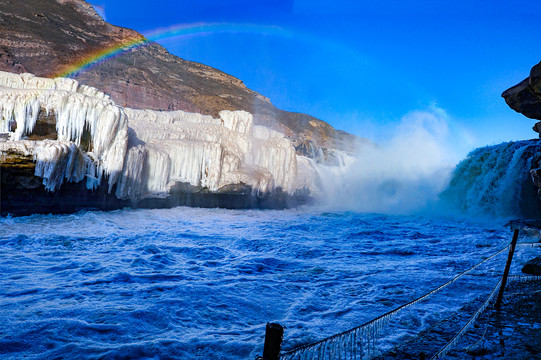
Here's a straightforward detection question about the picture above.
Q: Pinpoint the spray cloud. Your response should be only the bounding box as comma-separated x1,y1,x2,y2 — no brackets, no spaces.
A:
316,106,458,214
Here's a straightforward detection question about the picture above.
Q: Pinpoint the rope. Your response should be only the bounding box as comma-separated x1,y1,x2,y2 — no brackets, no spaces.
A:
459,308,491,360
281,243,510,359
509,275,541,283
429,274,541,359
429,279,502,359
515,242,541,248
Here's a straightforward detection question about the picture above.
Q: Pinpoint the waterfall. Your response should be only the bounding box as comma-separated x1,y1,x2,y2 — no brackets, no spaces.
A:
440,140,541,218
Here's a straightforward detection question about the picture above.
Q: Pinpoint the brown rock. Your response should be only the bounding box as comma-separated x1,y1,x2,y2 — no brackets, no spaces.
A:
531,168,541,196
0,0,358,155
502,61,541,121
522,255,541,276
533,121,541,136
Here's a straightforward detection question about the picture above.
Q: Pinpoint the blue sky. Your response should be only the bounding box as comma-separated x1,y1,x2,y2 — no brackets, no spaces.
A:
92,0,540,157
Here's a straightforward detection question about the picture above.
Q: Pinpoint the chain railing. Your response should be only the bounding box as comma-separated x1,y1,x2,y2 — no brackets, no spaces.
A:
258,228,541,360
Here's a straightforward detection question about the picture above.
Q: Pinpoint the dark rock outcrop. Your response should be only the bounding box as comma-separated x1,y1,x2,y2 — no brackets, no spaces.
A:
492,60,541,218
0,0,356,155
522,256,541,276
502,61,541,134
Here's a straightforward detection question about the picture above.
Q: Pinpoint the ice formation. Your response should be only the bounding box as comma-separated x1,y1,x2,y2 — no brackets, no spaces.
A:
0,71,113,102
0,140,97,191
0,71,318,201
0,72,127,191
116,108,305,199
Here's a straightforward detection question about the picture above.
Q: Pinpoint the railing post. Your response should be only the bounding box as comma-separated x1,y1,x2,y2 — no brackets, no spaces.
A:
495,229,519,309
262,323,284,360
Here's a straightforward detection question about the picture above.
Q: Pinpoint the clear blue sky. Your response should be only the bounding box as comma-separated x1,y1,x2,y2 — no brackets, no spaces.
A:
92,0,540,157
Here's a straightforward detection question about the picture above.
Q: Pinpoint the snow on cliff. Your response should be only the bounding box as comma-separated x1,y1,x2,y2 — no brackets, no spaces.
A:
0,71,318,199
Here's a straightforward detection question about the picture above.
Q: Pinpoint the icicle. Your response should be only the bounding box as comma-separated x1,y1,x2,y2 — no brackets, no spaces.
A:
431,279,503,359
115,143,147,200
509,275,541,283
15,140,91,191
0,72,128,192
123,106,316,198
349,332,354,359
516,242,541,248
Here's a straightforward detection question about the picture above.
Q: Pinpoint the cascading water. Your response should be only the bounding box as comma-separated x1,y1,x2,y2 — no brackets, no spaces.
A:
440,140,541,218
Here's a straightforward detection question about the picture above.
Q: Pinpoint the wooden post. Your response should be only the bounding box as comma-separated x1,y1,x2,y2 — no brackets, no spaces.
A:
263,323,284,360
495,229,519,309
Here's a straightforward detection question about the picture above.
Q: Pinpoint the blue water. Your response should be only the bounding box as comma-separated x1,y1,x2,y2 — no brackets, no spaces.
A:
0,207,516,359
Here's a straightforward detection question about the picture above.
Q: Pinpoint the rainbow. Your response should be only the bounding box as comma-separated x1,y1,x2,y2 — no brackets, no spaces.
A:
53,37,148,78
53,22,294,78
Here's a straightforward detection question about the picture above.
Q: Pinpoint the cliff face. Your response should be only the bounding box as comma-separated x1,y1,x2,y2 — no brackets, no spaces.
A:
0,0,355,155
502,61,541,211
0,71,319,215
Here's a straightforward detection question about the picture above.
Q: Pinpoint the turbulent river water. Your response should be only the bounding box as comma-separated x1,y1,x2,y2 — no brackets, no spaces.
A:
0,206,527,359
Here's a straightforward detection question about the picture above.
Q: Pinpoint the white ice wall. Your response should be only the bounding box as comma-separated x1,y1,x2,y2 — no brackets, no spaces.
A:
0,71,127,191
0,71,318,200
117,108,307,199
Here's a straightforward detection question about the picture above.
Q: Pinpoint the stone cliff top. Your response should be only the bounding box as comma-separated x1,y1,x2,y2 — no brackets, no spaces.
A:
502,61,541,134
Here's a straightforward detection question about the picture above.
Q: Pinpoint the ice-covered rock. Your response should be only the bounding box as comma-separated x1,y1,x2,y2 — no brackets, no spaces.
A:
0,71,318,206
117,108,306,199
0,72,128,191
0,140,97,191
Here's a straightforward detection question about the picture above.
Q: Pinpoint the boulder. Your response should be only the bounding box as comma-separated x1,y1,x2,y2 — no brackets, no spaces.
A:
522,256,541,276
502,61,541,124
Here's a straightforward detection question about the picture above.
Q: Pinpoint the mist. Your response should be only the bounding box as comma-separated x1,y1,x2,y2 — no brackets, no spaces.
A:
315,107,459,214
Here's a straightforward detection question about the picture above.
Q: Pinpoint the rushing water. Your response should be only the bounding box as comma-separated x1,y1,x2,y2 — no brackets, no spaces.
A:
0,207,520,359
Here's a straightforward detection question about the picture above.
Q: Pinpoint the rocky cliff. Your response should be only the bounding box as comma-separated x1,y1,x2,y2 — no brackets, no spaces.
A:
0,0,355,156
502,61,541,211
0,0,361,215
502,61,541,135
0,71,319,215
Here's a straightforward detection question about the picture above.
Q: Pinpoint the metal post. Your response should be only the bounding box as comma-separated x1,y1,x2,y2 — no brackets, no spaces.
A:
495,229,519,309
263,323,284,360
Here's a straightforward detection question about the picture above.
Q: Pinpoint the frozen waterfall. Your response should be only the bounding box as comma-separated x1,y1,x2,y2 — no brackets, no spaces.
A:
0,71,318,202
0,73,127,191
